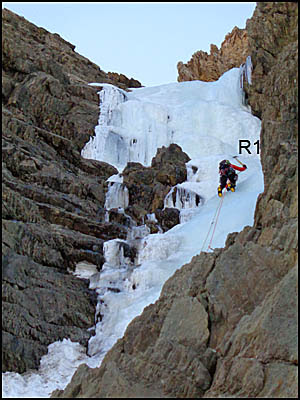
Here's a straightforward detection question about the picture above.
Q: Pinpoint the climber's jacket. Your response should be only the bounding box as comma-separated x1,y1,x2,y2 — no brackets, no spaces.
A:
219,162,247,176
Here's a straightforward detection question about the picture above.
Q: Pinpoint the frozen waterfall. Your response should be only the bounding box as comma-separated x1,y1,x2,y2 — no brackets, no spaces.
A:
2,67,263,398
105,182,129,210
82,83,173,171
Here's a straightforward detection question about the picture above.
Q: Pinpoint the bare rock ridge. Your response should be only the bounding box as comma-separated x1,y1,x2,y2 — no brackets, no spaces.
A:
52,2,298,398
177,26,249,82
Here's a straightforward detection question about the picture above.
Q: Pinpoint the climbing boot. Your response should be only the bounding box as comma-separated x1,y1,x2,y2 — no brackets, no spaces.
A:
218,186,222,197
227,183,235,192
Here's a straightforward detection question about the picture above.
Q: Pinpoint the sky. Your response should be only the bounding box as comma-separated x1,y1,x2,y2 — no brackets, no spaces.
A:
2,2,256,87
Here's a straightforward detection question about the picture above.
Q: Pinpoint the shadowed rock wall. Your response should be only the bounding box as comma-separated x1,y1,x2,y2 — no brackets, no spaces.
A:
2,8,193,374
2,8,140,373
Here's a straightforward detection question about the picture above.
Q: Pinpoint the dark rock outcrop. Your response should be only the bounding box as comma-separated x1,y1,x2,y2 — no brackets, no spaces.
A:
122,143,190,229
52,3,298,398
2,251,98,373
155,207,180,233
2,8,141,373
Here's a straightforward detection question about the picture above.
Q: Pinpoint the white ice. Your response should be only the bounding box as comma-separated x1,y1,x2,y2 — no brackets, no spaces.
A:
2,66,263,398
105,182,129,210
82,68,260,173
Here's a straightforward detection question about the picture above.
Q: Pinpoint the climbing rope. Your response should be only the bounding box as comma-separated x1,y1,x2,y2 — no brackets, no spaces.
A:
201,184,228,252
201,169,243,252
201,197,221,252
207,190,226,251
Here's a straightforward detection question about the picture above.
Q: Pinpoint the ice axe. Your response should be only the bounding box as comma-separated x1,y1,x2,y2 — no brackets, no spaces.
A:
232,155,244,167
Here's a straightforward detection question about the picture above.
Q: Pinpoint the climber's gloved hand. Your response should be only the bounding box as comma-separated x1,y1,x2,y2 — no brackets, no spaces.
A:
243,164,247,169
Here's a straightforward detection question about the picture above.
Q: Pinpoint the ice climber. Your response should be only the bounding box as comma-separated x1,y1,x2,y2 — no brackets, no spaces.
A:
218,159,247,197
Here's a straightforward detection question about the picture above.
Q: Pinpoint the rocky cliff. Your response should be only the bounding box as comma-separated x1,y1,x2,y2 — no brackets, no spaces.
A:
177,26,249,82
2,8,192,374
52,2,298,398
2,7,140,373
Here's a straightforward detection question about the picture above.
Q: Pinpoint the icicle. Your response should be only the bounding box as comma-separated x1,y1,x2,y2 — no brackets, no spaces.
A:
164,185,202,210
105,182,129,210
81,85,128,168
239,55,252,90
239,63,245,89
103,239,126,268
245,55,252,85
164,187,175,208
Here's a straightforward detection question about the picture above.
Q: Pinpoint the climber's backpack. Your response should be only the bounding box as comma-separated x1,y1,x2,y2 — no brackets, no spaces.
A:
219,160,231,176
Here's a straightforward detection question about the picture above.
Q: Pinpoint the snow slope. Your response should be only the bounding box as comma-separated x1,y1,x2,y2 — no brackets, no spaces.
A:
2,68,263,398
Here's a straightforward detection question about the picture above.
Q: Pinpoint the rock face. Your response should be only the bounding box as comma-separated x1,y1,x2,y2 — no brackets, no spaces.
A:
2,8,142,373
52,3,298,398
177,26,249,82
122,143,190,231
